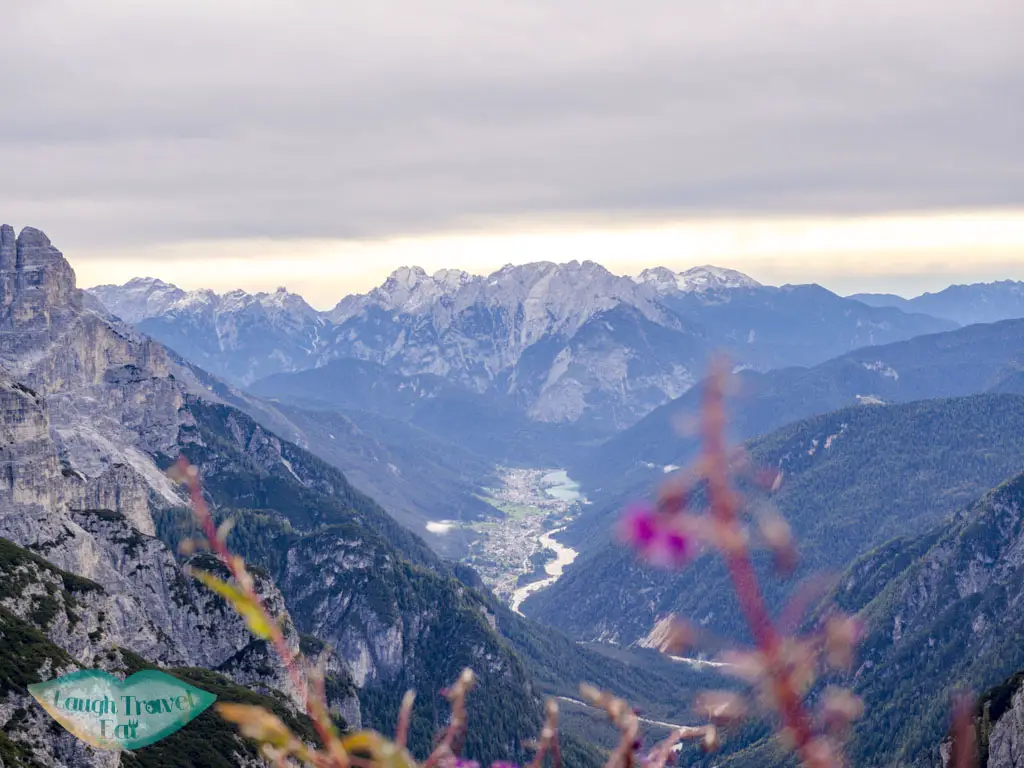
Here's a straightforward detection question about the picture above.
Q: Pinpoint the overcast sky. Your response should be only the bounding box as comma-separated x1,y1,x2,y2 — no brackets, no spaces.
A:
2,1,1022,307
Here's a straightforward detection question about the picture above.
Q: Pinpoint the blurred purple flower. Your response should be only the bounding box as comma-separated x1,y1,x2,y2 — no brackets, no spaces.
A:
619,503,658,547
618,503,693,568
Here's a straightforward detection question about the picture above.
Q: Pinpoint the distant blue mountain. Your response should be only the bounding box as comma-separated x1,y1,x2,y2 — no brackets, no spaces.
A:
92,264,955,450
851,279,1024,325
568,318,1024,520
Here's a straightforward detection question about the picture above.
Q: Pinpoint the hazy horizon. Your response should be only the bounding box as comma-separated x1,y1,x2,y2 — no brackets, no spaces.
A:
62,214,1023,310
4,0,1022,307
56,207,1022,308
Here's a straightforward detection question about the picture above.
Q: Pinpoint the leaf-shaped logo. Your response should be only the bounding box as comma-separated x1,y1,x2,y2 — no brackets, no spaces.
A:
28,670,216,750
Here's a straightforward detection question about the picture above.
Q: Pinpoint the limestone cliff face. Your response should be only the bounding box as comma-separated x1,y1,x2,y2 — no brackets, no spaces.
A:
0,224,186,538
985,686,1024,768
814,473,1024,767
0,371,63,526
0,226,325,766
0,386,306,675
0,531,316,768
0,225,80,340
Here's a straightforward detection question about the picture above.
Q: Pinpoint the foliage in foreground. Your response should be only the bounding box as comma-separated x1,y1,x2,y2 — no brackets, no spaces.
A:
175,362,982,768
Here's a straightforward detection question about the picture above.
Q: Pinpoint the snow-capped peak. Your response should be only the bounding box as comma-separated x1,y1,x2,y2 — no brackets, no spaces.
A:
123,276,173,289
88,279,320,327
634,265,761,294
432,268,474,290
89,277,187,323
368,266,456,313
677,265,761,291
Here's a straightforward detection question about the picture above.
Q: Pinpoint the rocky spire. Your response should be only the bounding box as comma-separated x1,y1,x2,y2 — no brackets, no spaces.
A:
0,225,81,334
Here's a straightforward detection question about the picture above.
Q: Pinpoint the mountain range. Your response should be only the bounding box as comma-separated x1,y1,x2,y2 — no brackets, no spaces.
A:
13,220,1024,767
566,316,1024,515
527,393,1024,644
90,264,953,449
851,279,1024,325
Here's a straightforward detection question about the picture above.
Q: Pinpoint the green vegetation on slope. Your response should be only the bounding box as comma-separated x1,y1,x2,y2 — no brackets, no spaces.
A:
117,650,318,768
531,394,1024,645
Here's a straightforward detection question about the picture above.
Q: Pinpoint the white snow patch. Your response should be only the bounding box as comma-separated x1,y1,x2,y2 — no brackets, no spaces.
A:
280,457,302,482
667,654,732,670
862,360,899,380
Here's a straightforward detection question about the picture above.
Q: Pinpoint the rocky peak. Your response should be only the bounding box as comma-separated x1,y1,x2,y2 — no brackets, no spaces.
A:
0,224,82,334
634,264,761,294
633,266,680,292
678,264,762,291
123,276,174,291
368,265,453,314
380,264,429,292
90,276,188,323
252,286,321,321
432,267,473,289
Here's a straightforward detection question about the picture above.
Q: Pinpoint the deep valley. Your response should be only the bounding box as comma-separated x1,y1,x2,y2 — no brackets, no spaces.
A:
5,223,1024,768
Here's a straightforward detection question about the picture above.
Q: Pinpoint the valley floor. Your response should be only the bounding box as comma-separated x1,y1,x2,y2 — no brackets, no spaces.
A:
433,468,584,607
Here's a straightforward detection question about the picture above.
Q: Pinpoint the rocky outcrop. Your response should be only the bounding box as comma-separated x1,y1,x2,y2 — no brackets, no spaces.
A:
0,225,81,340
819,473,1024,767
0,226,327,766
937,672,1024,768
0,226,189,543
90,277,330,386
0,533,312,767
988,690,1024,768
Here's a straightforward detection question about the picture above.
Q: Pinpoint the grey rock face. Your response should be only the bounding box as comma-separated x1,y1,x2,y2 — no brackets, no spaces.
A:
323,260,700,429
281,533,405,687
91,277,330,386
0,527,306,768
0,226,338,766
986,685,1024,768
0,224,81,339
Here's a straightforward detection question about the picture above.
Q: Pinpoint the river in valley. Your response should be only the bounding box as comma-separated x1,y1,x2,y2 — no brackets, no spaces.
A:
509,525,578,614
441,467,583,610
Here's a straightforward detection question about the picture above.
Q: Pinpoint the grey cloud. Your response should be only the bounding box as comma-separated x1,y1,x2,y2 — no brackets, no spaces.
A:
0,0,1021,251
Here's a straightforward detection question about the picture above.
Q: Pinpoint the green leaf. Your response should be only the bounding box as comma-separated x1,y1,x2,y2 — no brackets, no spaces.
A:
191,569,275,640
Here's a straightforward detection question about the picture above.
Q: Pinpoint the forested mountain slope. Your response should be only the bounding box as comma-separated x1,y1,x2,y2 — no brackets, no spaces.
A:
530,394,1024,645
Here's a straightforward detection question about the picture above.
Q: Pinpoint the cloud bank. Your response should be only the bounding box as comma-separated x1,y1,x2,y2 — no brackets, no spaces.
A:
2,0,1021,254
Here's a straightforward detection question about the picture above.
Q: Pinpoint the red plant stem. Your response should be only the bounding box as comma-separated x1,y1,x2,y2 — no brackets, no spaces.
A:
180,460,346,768
951,695,978,768
701,366,819,763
